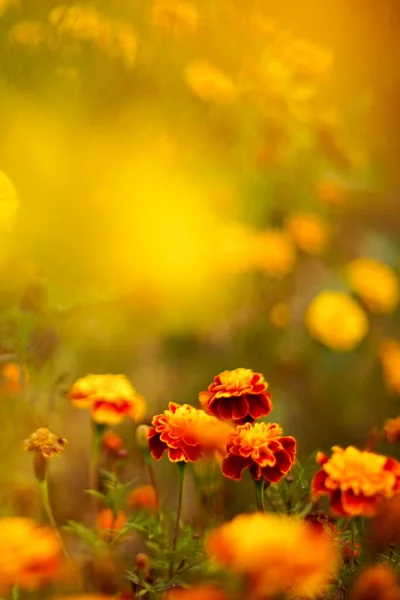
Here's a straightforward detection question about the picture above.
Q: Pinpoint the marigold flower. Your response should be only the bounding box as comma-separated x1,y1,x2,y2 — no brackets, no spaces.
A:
315,178,346,206
163,585,230,600
305,291,368,351
350,564,400,600
380,339,400,395
149,402,233,461
128,485,158,513
0,517,61,590
206,512,338,598
24,428,67,459
346,258,399,314
68,374,143,425
285,213,330,255
312,446,400,517
199,368,272,425
103,431,124,453
1,362,29,395
9,21,48,50
152,0,199,34
96,509,128,541
185,61,237,104
222,422,296,483
253,230,296,276
280,38,333,79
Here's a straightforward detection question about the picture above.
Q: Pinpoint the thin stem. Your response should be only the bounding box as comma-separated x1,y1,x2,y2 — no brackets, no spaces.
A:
39,479,83,590
350,518,358,569
169,462,185,579
11,585,19,600
146,458,160,515
254,478,265,513
89,422,107,517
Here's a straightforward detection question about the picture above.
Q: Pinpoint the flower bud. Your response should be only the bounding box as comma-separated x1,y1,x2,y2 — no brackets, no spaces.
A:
136,424,150,453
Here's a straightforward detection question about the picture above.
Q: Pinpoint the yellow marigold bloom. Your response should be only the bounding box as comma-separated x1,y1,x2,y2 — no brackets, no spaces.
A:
152,0,199,34
380,339,400,395
0,517,61,590
269,302,290,328
280,38,333,79
305,291,368,351
346,258,399,314
253,230,296,277
24,428,67,458
185,61,237,104
206,512,338,598
68,374,143,425
385,417,400,444
1,362,29,395
9,21,48,50
351,564,400,600
312,446,400,517
285,213,330,256
216,224,257,273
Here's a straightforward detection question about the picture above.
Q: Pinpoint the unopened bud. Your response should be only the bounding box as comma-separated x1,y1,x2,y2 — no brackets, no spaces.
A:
136,424,150,452
286,476,294,484
116,449,128,461
135,552,150,579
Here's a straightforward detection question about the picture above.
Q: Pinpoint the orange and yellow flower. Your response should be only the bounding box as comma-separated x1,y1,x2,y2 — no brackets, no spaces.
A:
0,517,62,590
1,362,29,395
285,213,330,256
68,374,144,425
185,61,237,104
163,585,230,600
148,403,232,462
222,422,296,483
24,428,67,459
346,258,399,314
305,291,368,351
128,485,158,513
312,446,400,517
253,230,296,277
96,509,128,541
379,339,400,395
199,368,272,425
206,512,338,598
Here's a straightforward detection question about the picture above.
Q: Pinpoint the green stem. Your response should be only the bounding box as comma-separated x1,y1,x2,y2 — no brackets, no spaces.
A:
254,478,265,513
169,462,186,579
11,585,19,600
145,457,160,515
89,422,106,492
350,518,358,569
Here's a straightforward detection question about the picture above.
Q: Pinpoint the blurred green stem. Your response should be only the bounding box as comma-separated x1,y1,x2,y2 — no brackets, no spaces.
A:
89,422,107,497
169,461,186,578
11,586,19,600
350,518,358,569
254,478,265,513
145,456,160,515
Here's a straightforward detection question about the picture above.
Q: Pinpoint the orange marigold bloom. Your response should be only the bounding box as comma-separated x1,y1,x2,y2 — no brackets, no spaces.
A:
315,178,346,206
385,418,400,444
103,431,124,453
351,564,400,600
96,509,128,541
253,230,296,277
163,585,230,600
380,339,400,395
1,362,29,395
312,446,400,517
68,374,143,425
285,213,330,256
222,422,296,483
148,402,232,462
206,512,338,598
0,517,61,590
199,368,272,425
128,485,158,513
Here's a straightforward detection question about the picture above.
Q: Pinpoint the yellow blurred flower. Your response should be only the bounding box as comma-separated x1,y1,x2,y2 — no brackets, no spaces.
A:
152,0,199,34
285,213,330,256
24,428,67,459
306,291,368,351
49,4,108,42
253,230,296,277
112,22,137,68
206,512,338,598
0,171,19,234
279,38,333,79
0,362,28,395
379,339,400,395
216,224,257,273
185,61,237,104
9,21,48,50
0,517,61,590
346,258,399,314
269,302,290,328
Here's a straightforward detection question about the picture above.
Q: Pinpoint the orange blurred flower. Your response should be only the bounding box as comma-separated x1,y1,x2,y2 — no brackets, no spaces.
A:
315,178,346,206
384,418,400,444
148,402,232,462
185,61,237,104
346,258,399,314
68,374,144,425
103,431,124,453
96,509,128,541
380,339,400,395
152,0,199,34
253,230,296,277
163,585,230,600
305,291,368,352
285,213,330,256
206,512,338,598
1,362,29,395
351,564,400,600
0,517,61,590
312,446,400,517
221,422,296,483
199,368,272,425
128,485,158,513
